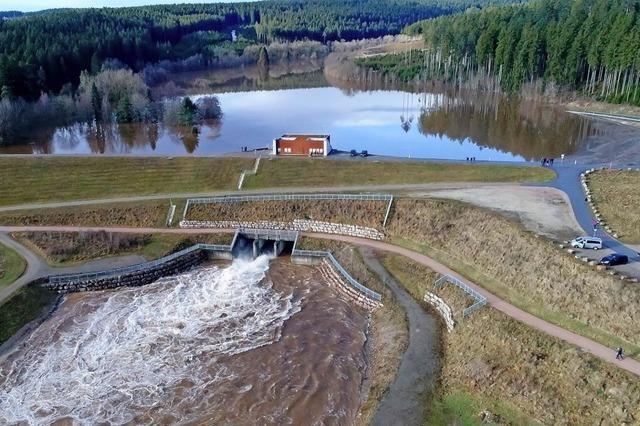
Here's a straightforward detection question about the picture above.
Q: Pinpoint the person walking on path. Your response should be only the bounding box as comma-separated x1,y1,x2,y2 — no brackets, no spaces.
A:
616,347,624,360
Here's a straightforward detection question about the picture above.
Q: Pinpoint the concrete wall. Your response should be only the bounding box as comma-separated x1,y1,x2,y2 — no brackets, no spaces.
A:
44,250,208,294
180,219,385,240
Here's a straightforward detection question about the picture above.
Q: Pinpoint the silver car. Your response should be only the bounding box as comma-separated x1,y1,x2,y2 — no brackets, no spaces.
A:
570,236,603,250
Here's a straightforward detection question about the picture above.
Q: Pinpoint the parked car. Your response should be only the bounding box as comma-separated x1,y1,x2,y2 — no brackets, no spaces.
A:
570,236,603,250
598,253,629,266
350,149,358,157
360,150,368,157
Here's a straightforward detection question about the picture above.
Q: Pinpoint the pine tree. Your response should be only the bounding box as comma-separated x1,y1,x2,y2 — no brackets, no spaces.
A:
115,95,135,123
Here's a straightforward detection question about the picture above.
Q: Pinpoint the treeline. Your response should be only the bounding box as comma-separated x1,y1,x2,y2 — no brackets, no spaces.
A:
402,0,640,104
0,0,523,100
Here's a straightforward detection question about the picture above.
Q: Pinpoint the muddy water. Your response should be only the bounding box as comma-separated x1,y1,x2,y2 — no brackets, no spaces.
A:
0,257,369,425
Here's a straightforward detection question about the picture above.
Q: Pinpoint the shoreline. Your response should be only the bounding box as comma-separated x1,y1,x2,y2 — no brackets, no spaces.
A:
0,286,61,362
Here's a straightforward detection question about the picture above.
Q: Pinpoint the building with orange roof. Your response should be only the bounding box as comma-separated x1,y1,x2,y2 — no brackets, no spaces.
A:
272,134,332,156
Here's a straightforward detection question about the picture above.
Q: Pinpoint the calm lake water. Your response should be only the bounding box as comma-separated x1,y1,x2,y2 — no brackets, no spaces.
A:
0,72,597,161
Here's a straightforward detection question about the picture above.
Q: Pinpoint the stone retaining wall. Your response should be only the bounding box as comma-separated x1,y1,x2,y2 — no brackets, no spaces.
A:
43,250,208,294
424,292,455,332
180,219,385,240
318,260,382,311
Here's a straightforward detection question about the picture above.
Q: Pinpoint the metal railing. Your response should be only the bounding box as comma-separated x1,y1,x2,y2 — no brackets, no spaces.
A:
292,248,382,302
238,228,299,242
49,243,233,284
434,274,487,317
182,193,394,226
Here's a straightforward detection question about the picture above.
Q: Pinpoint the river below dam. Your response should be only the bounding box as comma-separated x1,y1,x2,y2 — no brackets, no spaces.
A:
0,257,369,425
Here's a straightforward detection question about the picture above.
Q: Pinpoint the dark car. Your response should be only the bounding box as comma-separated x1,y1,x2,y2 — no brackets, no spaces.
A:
350,149,358,157
360,150,368,157
598,253,629,266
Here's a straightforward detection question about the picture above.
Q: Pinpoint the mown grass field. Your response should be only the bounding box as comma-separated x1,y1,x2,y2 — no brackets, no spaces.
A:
587,169,640,243
0,157,554,208
0,242,26,289
380,253,640,425
242,158,555,189
0,157,252,206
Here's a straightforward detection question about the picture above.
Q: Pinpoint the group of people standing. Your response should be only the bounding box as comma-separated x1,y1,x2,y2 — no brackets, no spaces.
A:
465,157,477,162
541,157,555,166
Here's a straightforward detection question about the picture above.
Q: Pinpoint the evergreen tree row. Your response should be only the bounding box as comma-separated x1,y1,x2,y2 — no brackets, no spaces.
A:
404,0,640,104
0,0,516,100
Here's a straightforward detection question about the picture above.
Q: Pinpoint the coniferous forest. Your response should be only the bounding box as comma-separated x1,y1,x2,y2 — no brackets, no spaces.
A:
363,0,640,104
0,0,521,101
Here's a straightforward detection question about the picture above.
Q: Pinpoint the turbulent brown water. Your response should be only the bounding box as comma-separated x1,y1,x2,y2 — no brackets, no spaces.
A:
0,257,369,425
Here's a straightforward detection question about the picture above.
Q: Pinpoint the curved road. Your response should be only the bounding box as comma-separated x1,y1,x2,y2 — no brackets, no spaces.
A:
0,232,146,304
540,164,640,261
0,226,638,377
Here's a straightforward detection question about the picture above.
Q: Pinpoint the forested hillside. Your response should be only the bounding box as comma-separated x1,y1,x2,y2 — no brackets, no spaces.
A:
399,0,640,104
0,0,514,100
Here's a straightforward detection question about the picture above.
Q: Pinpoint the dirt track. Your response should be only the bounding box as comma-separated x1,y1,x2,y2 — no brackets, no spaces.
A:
421,185,583,240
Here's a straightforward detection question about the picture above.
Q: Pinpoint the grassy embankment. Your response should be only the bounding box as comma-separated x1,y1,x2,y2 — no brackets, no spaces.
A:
185,199,388,229
296,237,407,426
586,169,640,244
0,157,553,227
243,158,555,189
14,232,234,266
0,242,26,289
0,284,57,345
380,253,640,425
0,157,553,209
387,198,640,358
0,157,253,207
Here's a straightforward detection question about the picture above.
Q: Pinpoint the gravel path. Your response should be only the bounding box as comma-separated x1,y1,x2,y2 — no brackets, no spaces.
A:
360,247,439,426
0,182,509,212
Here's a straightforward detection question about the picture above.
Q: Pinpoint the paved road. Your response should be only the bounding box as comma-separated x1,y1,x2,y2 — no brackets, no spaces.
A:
2,226,638,377
360,248,439,426
541,164,640,262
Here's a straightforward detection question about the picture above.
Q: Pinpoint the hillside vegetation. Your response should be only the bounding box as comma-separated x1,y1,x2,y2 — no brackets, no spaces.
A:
387,198,640,354
381,253,640,425
186,200,388,229
0,0,519,100
587,169,640,243
362,0,640,104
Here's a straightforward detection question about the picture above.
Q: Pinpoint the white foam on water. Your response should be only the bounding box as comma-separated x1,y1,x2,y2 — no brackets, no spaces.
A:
0,255,300,425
